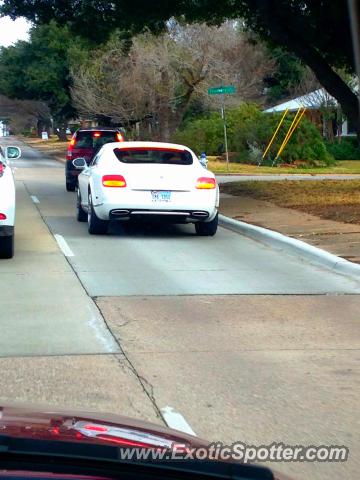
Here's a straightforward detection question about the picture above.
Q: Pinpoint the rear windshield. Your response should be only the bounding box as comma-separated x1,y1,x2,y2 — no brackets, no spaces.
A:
75,131,119,149
114,148,193,165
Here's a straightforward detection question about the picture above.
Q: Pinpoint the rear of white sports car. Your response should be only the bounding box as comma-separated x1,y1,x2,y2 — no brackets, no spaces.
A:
86,143,219,235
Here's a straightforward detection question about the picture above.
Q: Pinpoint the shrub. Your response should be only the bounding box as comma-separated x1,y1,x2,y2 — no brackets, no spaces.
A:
21,130,34,137
173,114,224,155
173,103,334,166
325,137,360,160
231,107,334,166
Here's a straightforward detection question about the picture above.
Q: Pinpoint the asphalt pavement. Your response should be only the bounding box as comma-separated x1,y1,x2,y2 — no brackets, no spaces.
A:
11,141,360,296
0,137,359,480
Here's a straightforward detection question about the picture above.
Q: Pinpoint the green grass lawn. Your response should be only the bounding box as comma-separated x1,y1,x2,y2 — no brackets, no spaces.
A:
22,135,69,149
208,159,360,175
221,179,360,224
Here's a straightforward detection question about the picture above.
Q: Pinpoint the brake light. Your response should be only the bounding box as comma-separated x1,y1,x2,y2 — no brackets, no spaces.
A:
83,424,108,432
196,177,216,189
102,175,127,187
96,434,163,448
0,213,7,220
93,132,101,137
116,132,124,142
67,137,76,160
0,162,4,176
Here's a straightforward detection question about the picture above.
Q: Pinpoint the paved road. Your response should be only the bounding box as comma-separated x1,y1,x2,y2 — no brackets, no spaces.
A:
217,174,360,183
10,141,360,297
1,137,359,480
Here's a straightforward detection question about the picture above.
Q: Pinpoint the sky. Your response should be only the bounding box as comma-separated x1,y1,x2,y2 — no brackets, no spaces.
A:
0,16,31,47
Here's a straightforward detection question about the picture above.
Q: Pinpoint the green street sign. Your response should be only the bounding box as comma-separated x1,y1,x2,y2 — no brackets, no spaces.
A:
208,85,236,95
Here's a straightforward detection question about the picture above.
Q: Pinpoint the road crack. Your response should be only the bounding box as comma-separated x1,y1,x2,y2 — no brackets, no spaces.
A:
113,350,165,423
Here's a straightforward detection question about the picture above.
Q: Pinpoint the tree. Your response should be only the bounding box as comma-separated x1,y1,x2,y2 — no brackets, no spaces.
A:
2,0,357,138
0,94,50,135
71,23,273,141
264,47,306,103
0,20,89,137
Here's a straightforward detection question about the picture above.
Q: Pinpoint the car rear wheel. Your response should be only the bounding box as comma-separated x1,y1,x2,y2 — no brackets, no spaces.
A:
88,193,108,234
76,190,87,222
0,233,14,259
66,180,76,192
195,213,218,236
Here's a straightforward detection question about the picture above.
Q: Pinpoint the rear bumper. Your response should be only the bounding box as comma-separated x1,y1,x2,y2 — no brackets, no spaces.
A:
0,225,14,237
93,202,217,223
90,187,219,223
108,208,215,223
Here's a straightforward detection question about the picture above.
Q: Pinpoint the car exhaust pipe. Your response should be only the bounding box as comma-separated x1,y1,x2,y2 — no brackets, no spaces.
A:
111,209,130,217
191,211,209,218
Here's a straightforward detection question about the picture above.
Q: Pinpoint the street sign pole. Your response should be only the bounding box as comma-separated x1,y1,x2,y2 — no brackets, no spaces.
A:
222,94,229,172
208,85,235,172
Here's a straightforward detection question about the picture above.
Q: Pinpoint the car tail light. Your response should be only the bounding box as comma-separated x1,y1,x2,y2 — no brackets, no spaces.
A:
96,434,164,448
196,177,216,189
93,132,101,137
0,162,4,176
0,213,7,220
83,424,108,432
116,132,124,142
102,175,127,187
67,137,76,160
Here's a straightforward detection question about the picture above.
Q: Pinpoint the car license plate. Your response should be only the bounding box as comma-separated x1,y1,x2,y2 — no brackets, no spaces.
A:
151,191,171,202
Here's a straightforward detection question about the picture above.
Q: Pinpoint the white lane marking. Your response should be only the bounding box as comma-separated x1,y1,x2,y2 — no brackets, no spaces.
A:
161,406,196,436
86,305,120,353
54,234,75,257
31,195,40,204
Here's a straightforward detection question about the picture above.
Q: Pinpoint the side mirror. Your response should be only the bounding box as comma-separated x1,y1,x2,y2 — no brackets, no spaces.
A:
6,146,21,160
72,157,87,169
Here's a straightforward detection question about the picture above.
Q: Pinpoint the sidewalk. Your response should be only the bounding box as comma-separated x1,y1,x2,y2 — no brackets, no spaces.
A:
220,194,360,264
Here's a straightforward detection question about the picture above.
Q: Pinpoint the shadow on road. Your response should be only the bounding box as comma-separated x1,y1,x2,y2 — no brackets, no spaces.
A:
108,220,196,238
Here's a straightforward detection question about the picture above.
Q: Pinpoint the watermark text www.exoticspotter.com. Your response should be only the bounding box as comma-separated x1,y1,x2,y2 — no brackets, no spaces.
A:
118,442,349,463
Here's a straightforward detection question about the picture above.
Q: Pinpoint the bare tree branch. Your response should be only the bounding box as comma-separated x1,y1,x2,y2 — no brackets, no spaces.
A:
71,22,274,140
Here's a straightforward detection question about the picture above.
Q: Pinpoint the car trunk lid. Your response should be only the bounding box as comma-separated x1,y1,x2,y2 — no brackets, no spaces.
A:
125,164,194,191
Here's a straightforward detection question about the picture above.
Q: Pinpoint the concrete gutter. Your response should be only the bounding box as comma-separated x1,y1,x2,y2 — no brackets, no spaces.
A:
219,214,360,280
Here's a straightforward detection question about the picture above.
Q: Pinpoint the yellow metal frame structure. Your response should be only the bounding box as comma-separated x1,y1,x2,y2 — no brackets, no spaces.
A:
275,107,306,160
262,107,307,165
262,108,289,159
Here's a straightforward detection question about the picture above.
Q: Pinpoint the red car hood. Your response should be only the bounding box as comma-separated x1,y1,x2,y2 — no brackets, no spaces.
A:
0,403,205,449
0,403,293,480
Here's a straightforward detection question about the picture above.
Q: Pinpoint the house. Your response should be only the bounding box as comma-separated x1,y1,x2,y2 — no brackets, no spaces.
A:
264,89,356,138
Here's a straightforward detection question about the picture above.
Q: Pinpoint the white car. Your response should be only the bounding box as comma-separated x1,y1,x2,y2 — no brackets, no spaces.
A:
0,145,21,258
75,141,219,236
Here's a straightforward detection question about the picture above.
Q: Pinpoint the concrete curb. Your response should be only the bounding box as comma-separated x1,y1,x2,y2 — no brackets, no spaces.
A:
219,214,360,280
216,173,360,177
